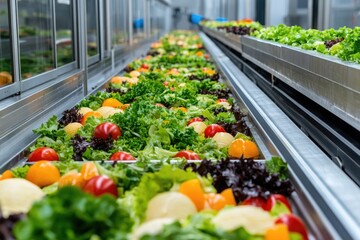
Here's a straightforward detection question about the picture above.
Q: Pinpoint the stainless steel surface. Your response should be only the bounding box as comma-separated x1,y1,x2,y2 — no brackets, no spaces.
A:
79,0,88,96
242,36,360,130
128,0,133,45
202,27,243,53
203,28,360,131
51,0,57,68
201,32,360,239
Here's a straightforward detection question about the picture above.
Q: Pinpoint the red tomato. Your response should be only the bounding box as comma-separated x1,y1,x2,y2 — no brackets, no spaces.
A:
110,151,136,161
94,122,121,140
275,214,308,240
174,150,201,160
216,99,227,103
265,194,292,212
83,176,118,198
187,117,203,125
141,63,149,69
204,124,226,138
241,197,268,210
163,81,169,87
28,147,59,162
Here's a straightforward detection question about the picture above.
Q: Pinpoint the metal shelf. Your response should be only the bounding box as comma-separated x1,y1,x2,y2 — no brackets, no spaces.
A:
202,27,360,131
200,32,360,240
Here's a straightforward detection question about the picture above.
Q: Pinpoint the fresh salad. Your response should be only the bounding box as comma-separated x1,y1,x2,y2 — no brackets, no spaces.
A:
202,19,360,64
0,31,308,240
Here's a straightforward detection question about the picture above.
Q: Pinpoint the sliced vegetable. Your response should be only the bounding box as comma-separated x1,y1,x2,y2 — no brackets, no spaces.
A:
94,122,121,140
110,151,136,161
146,192,197,221
275,214,308,240
204,124,226,138
26,161,61,187
178,179,205,211
28,147,59,162
83,175,118,198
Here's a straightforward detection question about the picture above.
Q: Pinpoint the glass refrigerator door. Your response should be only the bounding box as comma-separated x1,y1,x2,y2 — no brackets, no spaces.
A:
0,0,13,88
326,0,360,29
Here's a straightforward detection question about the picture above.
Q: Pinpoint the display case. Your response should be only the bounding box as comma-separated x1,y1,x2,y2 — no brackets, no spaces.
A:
0,0,170,173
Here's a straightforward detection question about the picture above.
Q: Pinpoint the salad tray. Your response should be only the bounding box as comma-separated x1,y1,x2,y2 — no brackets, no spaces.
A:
203,27,360,131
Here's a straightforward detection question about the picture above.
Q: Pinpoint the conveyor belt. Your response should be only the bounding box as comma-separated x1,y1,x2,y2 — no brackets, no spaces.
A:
200,32,360,240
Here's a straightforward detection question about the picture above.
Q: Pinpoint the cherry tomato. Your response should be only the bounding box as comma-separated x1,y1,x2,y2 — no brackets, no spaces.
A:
110,151,136,161
28,147,59,162
265,194,292,212
275,214,308,240
94,122,121,140
216,99,227,103
187,117,203,126
174,150,201,160
83,176,118,198
241,197,268,210
204,124,226,138
141,63,149,69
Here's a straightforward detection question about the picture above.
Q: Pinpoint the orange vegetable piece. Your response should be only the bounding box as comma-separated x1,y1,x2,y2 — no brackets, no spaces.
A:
172,107,188,113
228,139,259,159
58,172,86,188
205,193,227,211
0,170,13,180
265,224,290,240
26,161,61,187
179,179,205,211
228,139,245,158
243,140,259,159
80,162,99,181
80,111,102,125
110,76,128,84
102,98,123,108
121,103,130,111
195,51,204,57
220,188,237,206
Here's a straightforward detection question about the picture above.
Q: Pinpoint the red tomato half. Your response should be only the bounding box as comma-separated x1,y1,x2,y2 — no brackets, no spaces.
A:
275,214,308,240
216,99,227,103
141,63,149,69
187,117,203,126
94,122,121,140
265,194,292,212
241,197,268,210
174,150,201,160
28,147,59,162
204,124,226,138
110,151,136,161
83,176,118,198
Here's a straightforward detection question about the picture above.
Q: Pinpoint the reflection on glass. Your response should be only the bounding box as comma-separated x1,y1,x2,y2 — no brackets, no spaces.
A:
133,0,144,41
55,0,74,66
0,0,12,87
110,0,128,48
18,0,54,79
86,0,99,58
